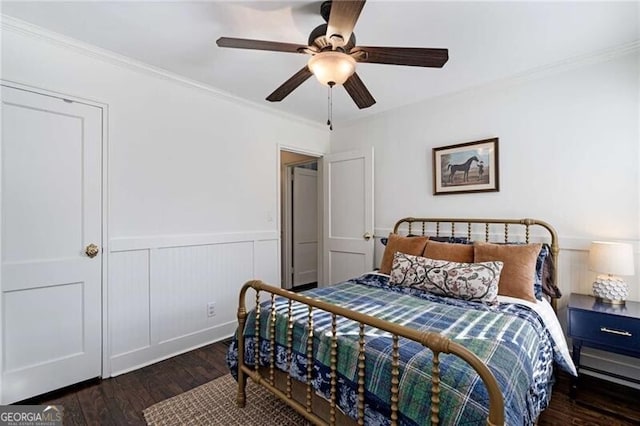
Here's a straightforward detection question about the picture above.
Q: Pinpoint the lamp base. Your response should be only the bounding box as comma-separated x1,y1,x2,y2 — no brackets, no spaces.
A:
592,274,628,305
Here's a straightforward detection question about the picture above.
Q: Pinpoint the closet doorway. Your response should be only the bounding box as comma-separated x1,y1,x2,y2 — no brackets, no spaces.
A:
280,150,321,291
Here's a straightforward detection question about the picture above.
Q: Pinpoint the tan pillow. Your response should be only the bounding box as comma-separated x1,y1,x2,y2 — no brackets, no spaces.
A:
423,240,474,263
473,242,542,302
379,233,428,275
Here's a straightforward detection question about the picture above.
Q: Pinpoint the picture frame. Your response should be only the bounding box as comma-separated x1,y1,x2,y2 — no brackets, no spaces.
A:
433,138,499,195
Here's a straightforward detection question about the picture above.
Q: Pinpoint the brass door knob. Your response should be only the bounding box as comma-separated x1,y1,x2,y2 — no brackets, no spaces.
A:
363,232,372,241
85,243,100,258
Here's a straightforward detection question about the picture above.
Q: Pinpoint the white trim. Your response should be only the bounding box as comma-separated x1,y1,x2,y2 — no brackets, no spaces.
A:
110,231,279,252
342,40,640,127
100,99,111,378
0,14,325,131
278,144,325,159
0,84,4,403
282,166,294,289
110,325,236,377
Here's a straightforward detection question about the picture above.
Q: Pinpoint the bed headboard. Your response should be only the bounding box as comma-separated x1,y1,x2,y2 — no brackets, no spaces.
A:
392,217,560,311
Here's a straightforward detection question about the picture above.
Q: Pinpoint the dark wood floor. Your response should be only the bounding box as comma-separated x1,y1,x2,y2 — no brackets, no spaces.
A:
22,340,640,425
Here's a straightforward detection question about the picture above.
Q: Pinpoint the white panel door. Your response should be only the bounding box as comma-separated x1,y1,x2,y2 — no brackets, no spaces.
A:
292,167,317,287
322,149,374,285
1,86,102,403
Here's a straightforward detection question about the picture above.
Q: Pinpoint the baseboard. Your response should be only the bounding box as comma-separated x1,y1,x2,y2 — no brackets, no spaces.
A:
109,322,236,376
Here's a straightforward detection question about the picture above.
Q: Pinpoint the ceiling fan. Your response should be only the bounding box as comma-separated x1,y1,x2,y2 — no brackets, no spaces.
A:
217,0,448,113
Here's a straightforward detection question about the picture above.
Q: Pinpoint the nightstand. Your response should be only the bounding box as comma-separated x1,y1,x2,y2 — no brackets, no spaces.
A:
567,293,640,398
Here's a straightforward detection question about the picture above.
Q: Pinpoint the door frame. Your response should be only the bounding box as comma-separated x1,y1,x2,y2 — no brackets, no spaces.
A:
277,145,324,288
283,161,318,289
0,80,111,391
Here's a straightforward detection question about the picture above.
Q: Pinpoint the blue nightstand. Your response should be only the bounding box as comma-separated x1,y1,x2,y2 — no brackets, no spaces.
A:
567,293,640,398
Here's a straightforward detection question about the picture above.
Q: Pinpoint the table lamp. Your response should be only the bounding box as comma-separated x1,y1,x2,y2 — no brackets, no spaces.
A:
588,241,635,305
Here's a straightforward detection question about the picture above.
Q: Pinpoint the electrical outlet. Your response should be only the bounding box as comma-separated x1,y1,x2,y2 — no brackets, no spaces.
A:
207,302,216,317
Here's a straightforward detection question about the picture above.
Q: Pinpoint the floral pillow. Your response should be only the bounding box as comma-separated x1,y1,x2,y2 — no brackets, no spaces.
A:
389,252,504,305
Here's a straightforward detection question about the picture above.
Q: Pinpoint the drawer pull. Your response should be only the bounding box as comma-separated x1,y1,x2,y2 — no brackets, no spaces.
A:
600,327,632,337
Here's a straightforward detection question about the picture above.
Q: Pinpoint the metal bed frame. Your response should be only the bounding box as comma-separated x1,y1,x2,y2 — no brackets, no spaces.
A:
235,217,560,426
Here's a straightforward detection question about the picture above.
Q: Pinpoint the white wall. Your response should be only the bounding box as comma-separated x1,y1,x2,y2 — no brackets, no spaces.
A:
331,51,639,298
1,19,329,376
331,50,640,384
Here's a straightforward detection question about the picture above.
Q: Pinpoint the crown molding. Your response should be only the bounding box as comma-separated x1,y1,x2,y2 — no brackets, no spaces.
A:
342,39,640,127
467,39,640,94
3,14,636,132
0,14,327,131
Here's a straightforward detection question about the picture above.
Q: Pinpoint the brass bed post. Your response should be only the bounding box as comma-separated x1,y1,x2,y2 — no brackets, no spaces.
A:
547,222,560,313
357,323,366,425
431,351,441,425
269,293,276,385
306,306,314,413
236,282,252,408
390,335,400,426
330,313,338,426
254,290,261,376
286,299,293,399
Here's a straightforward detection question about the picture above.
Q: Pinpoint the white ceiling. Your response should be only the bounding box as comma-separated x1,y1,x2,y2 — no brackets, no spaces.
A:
2,1,638,125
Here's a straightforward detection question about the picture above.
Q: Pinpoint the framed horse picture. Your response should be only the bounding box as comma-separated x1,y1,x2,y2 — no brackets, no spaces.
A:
433,138,499,195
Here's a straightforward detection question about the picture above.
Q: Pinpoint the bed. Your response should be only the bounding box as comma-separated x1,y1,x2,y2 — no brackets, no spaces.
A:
227,217,577,425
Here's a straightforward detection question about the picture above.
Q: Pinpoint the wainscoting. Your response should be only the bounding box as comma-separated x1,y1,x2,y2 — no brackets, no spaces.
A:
107,231,279,376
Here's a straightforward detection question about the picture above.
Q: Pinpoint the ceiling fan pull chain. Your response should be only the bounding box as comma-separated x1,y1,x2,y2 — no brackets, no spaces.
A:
327,85,330,126
327,82,334,131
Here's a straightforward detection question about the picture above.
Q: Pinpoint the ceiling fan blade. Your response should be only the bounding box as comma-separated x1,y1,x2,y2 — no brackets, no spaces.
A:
326,0,366,48
217,37,308,54
343,72,376,109
266,66,314,102
353,46,449,68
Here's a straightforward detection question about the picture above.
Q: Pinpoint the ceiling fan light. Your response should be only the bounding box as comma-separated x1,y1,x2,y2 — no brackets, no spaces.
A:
307,51,356,86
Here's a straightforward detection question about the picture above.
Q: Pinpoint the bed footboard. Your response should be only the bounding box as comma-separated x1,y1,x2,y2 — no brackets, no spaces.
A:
236,280,505,426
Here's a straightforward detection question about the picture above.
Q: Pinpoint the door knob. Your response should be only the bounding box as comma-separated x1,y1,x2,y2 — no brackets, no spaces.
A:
85,243,100,258
363,232,372,241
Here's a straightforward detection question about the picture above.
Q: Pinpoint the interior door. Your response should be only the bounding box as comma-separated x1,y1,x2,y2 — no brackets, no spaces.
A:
292,166,318,287
322,148,374,285
1,85,103,403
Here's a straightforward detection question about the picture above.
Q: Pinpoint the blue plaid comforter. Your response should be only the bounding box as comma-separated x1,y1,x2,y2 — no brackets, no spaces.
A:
227,274,568,425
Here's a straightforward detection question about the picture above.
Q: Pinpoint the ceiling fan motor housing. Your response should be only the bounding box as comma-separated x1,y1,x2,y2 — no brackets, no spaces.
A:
308,24,356,52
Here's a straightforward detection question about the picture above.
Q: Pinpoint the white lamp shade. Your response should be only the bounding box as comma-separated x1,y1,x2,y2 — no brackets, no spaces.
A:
307,51,356,86
588,241,635,276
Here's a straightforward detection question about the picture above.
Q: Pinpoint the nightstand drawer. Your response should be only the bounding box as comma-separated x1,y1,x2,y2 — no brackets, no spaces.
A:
569,309,640,351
